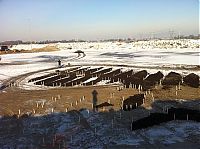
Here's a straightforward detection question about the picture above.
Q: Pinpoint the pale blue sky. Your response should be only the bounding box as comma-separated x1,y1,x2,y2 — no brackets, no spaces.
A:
0,0,199,41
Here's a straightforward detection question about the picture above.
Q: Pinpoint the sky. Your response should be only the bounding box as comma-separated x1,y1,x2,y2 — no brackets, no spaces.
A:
0,0,199,41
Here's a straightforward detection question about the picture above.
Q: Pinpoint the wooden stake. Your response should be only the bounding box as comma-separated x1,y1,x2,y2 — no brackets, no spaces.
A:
111,119,114,128
36,103,39,108
42,137,45,144
94,127,97,134
138,84,140,90
71,136,73,143
131,121,133,130
151,93,154,102
78,116,81,123
41,101,45,108
87,109,90,117
126,105,128,110
148,90,151,94
51,108,54,113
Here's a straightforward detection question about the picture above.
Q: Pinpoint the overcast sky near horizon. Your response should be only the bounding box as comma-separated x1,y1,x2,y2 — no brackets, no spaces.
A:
0,0,199,41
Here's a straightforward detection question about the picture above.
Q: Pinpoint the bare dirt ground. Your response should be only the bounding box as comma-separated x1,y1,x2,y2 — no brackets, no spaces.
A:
0,65,199,148
0,84,199,116
0,45,59,55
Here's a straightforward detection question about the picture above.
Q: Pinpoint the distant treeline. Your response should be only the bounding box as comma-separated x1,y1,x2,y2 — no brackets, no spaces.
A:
1,35,199,45
0,40,23,45
174,34,200,40
0,39,87,45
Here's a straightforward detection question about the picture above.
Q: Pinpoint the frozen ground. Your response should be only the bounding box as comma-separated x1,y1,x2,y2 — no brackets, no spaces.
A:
0,39,199,87
0,39,199,148
0,110,199,149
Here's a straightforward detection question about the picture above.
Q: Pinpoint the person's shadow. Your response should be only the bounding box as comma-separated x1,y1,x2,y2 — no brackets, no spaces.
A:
92,90,98,112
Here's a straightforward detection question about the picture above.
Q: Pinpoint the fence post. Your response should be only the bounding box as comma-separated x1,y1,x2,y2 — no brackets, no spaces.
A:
151,93,154,102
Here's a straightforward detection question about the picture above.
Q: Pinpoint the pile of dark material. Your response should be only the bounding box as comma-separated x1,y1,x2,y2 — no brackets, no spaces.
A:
123,94,144,111
124,70,148,88
145,71,164,85
132,113,171,130
168,108,200,121
162,72,182,85
111,70,133,83
142,71,164,89
132,108,200,130
183,73,199,88
95,102,114,112
28,67,199,89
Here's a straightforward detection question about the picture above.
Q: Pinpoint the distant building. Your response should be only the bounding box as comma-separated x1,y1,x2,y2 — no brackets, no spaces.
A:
0,45,9,51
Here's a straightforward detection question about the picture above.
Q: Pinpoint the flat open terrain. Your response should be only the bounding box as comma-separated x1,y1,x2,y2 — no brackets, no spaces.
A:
0,40,199,148
0,84,199,116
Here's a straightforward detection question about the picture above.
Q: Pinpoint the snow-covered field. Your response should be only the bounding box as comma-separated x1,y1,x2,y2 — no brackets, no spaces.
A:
0,39,199,148
1,110,200,149
0,39,199,87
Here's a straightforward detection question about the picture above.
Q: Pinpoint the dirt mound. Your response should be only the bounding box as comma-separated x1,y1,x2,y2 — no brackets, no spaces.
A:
163,72,182,85
145,71,164,84
0,46,59,55
124,76,143,86
123,70,148,89
123,94,144,111
183,73,199,88
132,70,148,79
